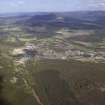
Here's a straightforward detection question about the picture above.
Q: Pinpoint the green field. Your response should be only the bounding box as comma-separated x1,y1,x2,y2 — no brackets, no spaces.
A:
1,55,105,105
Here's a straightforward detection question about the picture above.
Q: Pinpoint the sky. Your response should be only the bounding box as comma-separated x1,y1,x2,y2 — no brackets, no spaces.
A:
0,0,105,13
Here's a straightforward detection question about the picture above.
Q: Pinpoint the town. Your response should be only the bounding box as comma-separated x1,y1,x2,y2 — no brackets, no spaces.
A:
12,42,105,63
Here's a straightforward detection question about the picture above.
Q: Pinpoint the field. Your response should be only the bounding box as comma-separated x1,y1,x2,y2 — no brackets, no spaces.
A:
1,58,105,105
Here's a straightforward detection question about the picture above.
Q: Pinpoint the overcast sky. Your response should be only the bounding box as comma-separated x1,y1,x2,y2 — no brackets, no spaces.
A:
0,0,105,13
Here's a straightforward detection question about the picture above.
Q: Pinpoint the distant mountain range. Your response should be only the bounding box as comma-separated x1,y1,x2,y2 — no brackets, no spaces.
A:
22,11,105,29
0,11,105,29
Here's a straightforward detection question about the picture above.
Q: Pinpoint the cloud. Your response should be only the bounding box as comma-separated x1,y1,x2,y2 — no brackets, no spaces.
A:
80,0,105,10
9,0,24,7
17,1,24,5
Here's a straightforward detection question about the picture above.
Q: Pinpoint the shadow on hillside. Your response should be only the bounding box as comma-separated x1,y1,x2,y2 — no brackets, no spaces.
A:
0,76,10,105
34,70,81,105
